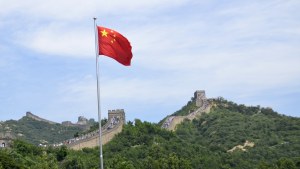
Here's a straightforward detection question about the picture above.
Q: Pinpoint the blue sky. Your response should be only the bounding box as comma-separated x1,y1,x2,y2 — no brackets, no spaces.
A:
0,0,300,123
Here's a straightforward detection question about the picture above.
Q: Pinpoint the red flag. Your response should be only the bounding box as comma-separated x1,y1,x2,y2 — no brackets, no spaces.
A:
97,26,133,66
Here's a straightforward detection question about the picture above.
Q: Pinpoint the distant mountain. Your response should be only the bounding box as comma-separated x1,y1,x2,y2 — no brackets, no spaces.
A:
0,112,95,145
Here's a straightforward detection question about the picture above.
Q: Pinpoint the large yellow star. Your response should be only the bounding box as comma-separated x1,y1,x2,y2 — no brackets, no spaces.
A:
101,29,108,37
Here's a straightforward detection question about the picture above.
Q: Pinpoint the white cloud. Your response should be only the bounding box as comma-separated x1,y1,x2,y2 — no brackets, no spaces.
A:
14,24,94,58
58,74,189,105
0,0,191,21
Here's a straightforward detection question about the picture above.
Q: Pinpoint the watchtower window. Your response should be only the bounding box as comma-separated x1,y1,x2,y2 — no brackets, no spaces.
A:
1,143,5,147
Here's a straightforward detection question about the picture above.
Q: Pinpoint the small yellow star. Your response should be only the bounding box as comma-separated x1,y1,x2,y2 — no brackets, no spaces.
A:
111,39,116,44
101,29,108,37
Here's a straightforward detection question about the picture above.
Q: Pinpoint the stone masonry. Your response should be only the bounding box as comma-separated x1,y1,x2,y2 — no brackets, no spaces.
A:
58,109,126,150
0,132,14,148
194,90,207,107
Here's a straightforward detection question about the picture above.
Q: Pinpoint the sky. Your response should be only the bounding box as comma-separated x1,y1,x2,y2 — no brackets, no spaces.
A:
0,0,300,123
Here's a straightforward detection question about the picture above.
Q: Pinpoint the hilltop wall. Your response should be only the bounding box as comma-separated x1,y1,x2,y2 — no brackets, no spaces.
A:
26,112,93,129
26,112,58,125
162,90,211,131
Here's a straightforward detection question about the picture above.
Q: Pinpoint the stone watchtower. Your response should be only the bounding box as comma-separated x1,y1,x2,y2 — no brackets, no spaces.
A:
0,132,14,148
107,109,126,124
77,116,88,125
194,90,207,107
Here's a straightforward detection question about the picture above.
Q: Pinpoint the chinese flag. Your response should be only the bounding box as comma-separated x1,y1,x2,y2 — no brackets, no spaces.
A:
97,26,133,66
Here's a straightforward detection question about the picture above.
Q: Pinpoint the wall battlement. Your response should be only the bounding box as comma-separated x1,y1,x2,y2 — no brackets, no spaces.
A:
59,109,126,150
108,109,125,123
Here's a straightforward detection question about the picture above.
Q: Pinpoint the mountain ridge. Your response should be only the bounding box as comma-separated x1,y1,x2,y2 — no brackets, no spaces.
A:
0,113,91,145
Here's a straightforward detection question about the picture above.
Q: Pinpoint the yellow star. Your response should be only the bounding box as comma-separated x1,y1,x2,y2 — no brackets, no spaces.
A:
111,39,116,44
101,29,108,37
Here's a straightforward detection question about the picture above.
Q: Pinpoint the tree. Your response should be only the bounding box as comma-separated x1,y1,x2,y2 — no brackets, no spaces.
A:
12,139,43,156
276,158,297,169
74,132,80,138
56,145,68,161
62,157,84,169
257,161,274,169
0,150,23,169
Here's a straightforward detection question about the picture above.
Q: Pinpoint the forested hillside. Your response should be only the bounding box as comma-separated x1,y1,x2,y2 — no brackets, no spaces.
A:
0,116,85,145
101,98,300,168
1,98,299,169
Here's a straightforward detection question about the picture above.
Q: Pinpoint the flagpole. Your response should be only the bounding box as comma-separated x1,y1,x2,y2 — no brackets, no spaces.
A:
93,17,104,169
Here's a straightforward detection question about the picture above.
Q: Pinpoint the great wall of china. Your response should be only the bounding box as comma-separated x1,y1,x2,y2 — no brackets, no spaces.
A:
161,90,211,131
56,109,126,150
50,91,210,149
26,112,93,129
26,112,58,125
1,90,210,149
62,90,211,149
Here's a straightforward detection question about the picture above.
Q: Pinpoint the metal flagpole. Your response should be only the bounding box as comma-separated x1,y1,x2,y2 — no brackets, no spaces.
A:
93,17,104,169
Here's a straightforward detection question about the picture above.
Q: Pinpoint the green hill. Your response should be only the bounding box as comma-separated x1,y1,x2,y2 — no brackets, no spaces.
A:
0,116,85,145
101,97,300,168
1,97,300,169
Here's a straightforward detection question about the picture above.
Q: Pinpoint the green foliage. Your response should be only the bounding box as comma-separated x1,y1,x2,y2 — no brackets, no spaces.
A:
12,139,43,156
56,146,68,161
158,99,197,125
0,140,59,169
276,158,297,169
101,119,193,169
258,158,297,169
172,100,198,116
0,149,24,169
61,157,85,169
0,117,85,145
